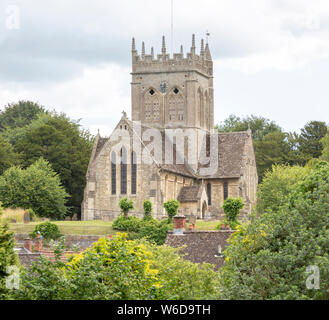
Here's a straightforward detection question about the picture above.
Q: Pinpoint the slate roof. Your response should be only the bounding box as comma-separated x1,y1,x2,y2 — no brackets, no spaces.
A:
165,230,235,270
177,186,201,202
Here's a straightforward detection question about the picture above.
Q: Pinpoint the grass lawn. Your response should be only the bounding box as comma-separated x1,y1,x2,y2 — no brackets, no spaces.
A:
8,219,221,236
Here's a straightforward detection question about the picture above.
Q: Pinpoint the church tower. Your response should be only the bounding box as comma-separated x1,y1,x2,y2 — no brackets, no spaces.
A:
131,34,214,131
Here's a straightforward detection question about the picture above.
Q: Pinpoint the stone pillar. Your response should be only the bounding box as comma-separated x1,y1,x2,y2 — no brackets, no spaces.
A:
23,210,30,224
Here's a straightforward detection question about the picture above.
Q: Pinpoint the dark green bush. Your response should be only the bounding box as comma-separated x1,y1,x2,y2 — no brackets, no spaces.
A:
112,216,141,233
143,200,153,220
133,219,173,245
30,222,62,240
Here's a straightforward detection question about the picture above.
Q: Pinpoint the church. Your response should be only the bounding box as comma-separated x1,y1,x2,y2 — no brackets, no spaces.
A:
81,35,258,221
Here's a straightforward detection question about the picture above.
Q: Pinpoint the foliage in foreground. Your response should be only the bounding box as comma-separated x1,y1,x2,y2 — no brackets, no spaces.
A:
220,162,329,300
13,233,219,300
0,222,18,299
0,158,69,220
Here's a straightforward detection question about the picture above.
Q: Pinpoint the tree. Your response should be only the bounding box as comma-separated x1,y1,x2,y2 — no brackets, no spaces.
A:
0,100,46,132
222,198,244,229
0,134,20,175
119,197,134,218
254,131,292,180
163,200,180,222
0,221,18,299
143,200,153,220
0,158,69,220
320,130,329,162
14,234,219,300
256,164,310,215
298,121,328,164
13,113,93,215
220,162,329,300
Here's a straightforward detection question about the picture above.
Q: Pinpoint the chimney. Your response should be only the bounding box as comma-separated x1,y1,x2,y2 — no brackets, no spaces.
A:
34,233,43,252
173,216,186,235
24,238,32,253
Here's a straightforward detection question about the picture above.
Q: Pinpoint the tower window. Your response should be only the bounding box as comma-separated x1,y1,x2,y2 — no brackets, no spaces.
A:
149,89,155,95
174,88,179,94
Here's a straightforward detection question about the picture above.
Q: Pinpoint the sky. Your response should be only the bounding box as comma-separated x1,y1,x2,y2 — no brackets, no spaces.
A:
0,0,328,136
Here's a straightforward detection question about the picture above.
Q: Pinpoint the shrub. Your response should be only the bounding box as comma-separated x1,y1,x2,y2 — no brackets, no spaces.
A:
223,198,244,221
112,216,141,233
143,200,153,220
0,223,18,299
163,200,180,221
30,222,62,241
118,197,134,217
133,219,173,245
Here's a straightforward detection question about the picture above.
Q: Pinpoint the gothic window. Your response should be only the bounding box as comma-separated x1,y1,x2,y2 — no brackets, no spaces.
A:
197,87,202,127
168,88,184,122
144,89,160,122
207,182,212,205
224,182,228,200
111,152,116,195
131,151,137,195
120,148,127,195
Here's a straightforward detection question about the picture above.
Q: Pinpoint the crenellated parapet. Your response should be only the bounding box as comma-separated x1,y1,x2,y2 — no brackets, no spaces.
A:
131,34,213,77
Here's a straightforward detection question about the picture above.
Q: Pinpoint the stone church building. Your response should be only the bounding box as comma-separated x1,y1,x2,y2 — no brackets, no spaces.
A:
82,35,258,221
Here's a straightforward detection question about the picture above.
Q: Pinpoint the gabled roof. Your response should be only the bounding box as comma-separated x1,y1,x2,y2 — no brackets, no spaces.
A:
177,186,201,203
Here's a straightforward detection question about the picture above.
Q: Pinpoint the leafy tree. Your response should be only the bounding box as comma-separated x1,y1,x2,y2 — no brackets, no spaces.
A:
118,197,134,217
0,158,69,220
0,222,18,299
13,113,93,215
14,233,219,300
143,200,153,220
220,162,329,300
298,121,328,164
256,164,310,215
0,100,46,132
163,200,180,222
216,114,281,141
320,130,329,162
222,198,244,229
0,134,20,175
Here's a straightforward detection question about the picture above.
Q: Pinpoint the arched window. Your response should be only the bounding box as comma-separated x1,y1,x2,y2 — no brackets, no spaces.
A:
224,182,228,200
131,151,137,195
120,148,127,194
207,183,212,205
111,152,116,195
144,89,160,122
197,87,202,127
168,88,185,122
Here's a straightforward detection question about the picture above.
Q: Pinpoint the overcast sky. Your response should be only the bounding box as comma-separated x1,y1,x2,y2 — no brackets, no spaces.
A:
0,0,328,136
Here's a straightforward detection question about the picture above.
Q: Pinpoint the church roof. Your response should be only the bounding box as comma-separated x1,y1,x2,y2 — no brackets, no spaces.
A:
177,186,201,203
165,230,235,270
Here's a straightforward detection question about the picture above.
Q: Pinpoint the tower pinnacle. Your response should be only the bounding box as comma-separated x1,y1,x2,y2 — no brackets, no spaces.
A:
162,36,166,55
191,34,196,55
